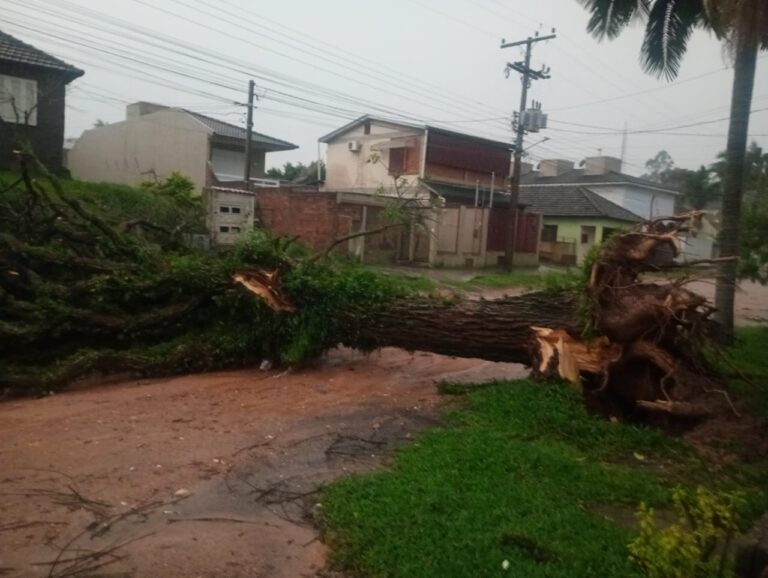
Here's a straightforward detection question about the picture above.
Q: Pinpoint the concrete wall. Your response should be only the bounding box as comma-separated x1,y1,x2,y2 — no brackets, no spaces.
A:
324,120,422,193
68,108,210,191
435,206,539,268
205,188,255,246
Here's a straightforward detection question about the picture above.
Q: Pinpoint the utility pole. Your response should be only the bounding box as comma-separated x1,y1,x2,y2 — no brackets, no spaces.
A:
501,32,555,270
244,79,255,190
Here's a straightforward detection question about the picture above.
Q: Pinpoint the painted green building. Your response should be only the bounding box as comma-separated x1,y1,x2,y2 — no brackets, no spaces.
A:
519,186,641,265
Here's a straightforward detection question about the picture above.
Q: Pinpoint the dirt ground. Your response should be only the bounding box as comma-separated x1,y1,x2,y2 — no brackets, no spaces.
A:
0,348,525,578
1,279,765,578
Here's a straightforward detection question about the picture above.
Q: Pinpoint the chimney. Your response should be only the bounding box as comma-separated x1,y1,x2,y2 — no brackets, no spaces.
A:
539,159,574,178
511,161,534,176
126,102,170,120
583,156,622,175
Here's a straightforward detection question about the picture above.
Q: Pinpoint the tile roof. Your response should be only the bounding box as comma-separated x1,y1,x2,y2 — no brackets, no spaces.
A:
423,180,642,222
520,168,679,194
519,186,642,222
186,110,297,151
0,30,83,80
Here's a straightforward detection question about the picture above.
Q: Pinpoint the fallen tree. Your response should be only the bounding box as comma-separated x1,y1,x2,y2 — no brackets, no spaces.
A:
0,156,738,423
236,212,737,421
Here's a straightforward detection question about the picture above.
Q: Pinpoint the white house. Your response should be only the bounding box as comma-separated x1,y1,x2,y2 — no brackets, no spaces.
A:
68,102,297,191
318,115,542,268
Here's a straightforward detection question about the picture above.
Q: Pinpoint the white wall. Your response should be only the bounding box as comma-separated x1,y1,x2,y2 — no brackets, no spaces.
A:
210,146,265,182
324,120,422,193
68,108,210,191
590,184,677,219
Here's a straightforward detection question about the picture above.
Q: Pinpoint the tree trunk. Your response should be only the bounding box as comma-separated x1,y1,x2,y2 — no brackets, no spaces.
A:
356,292,580,364
714,25,760,341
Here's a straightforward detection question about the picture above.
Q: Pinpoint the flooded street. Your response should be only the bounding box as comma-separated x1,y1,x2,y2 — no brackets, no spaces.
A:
0,348,524,577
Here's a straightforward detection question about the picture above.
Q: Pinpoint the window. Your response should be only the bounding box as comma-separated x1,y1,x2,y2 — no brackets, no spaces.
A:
0,74,38,125
219,206,230,213
388,147,406,175
230,226,241,233
219,205,242,214
219,225,230,233
231,207,241,214
363,121,371,135
541,224,558,242
602,227,617,241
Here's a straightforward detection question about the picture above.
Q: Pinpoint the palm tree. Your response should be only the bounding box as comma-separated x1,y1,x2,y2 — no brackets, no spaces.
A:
579,0,767,340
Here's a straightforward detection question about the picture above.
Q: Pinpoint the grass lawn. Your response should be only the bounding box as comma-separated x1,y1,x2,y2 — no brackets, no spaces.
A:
718,327,768,418
460,269,580,291
321,329,768,578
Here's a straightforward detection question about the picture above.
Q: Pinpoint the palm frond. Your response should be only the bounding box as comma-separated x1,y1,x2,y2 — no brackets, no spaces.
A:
641,0,704,80
580,0,646,40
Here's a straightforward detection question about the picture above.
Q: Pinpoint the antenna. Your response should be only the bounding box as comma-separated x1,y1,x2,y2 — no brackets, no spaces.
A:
620,121,628,167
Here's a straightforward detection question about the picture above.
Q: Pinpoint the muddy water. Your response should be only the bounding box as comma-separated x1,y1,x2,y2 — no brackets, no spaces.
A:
0,348,526,578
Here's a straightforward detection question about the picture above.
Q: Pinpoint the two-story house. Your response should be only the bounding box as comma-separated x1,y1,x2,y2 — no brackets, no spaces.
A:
69,101,297,192
0,30,84,171
318,116,540,267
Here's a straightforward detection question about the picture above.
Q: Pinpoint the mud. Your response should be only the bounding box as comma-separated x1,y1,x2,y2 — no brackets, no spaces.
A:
0,348,525,577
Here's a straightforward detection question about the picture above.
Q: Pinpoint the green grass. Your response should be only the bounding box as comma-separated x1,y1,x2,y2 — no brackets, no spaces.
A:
322,365,768,578
720,326,768,418
322,381,690,578
383,272,438,294
461,269,580,291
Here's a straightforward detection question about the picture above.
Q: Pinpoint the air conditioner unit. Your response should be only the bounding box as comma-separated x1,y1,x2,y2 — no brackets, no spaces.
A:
348,140,361,152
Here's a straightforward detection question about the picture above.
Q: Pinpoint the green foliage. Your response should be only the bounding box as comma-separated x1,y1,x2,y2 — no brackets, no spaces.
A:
322,381,685,578
711,327,768,418
739,190,768,282
576,241,604,337
1,169,431,394
265,160,325,184
628,487,744,578
141,171,196,201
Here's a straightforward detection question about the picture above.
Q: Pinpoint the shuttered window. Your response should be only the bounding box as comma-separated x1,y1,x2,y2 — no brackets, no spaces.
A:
0,74,38,126
388,147,406,175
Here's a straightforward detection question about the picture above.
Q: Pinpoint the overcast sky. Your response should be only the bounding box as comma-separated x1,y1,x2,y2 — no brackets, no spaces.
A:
4,0,767,175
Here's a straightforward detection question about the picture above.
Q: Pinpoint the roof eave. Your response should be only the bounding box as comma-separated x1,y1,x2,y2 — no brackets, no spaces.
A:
210,133,298,152
0,58,85,82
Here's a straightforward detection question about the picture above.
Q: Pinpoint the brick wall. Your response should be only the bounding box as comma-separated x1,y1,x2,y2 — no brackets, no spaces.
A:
252,188,403,263
254,188,362,251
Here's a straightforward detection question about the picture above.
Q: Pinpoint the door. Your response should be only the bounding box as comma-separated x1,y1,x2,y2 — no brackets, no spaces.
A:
579,225,596,264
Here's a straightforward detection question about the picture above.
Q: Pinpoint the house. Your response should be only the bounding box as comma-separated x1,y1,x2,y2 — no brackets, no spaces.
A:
520,156,679,219
320,115,511,195
316,115,541,267
518,186,641,265
0,30,84,170
68,102,297,192
519,156,713,261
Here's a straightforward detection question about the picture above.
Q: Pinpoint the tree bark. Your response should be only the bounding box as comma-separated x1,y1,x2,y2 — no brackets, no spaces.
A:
714,23,760,341
356,292,580,364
